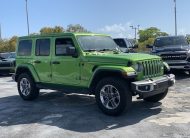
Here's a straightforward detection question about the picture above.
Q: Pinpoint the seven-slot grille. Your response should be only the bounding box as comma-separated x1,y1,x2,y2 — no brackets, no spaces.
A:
160,53,187,60
141,60,162,78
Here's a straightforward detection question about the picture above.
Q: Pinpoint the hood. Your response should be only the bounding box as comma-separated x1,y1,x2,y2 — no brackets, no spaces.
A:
154,45,190,53
84,52,160,64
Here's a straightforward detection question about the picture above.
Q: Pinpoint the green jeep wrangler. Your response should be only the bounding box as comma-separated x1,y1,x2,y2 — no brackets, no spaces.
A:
14,33,175,115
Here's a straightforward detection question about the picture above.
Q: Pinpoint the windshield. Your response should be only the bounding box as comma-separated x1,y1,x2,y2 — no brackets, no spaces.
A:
9,53,16,58
154,36,189,47
77,36,118,51
0,53,10,59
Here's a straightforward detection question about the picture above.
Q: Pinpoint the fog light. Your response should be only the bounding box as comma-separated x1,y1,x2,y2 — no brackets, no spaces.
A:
138,85,151,91
136,84,154,92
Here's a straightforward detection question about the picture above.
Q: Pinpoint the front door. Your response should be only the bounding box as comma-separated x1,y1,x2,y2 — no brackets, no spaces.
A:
33,38,52,82
51,37,80,85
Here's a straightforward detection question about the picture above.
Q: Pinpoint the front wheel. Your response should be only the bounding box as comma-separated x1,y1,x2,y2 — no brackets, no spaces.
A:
17,73,39,100
143,89,168,102
95,77,132,116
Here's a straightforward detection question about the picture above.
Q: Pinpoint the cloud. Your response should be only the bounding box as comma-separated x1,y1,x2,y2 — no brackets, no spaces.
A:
96,22,135,38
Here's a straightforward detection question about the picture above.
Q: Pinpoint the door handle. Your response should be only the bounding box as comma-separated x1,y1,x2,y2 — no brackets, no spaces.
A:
34,60,41,64
52,61,60,64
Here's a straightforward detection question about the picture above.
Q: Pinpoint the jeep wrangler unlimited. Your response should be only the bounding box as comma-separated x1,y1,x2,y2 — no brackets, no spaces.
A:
15,33,175,116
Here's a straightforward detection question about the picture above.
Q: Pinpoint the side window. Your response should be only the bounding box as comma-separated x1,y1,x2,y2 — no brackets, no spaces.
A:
114,39,126,48
36,39,50,56
18,40,32,56
55,38,74,56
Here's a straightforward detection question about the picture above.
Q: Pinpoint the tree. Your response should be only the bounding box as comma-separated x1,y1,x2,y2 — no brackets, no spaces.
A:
66,24,89,33
39,25,89,34
0,36,17,52
187,37,190,43
138,27,168,42
137,27,168,52
40,27,54,34
40,26,64,34
187,35,190,43
138,38,155,52
8,36,18,52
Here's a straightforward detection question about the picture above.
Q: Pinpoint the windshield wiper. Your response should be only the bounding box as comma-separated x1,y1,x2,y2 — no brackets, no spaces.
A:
84,49,97,52
98,49,113,51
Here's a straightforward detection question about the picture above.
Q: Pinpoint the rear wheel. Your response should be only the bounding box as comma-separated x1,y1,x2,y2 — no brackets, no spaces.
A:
95,77,132,116
17,73,39,100
143,89,168,102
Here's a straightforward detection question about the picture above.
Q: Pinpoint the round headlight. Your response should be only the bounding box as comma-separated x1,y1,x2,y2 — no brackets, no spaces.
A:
133,63,143,72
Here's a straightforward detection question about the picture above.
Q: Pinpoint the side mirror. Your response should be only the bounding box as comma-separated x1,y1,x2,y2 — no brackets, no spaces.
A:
66,47,78,57
133,44,138,49
146,44,153,48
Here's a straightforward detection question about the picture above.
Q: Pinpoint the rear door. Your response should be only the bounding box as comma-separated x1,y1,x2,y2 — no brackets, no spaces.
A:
33,38,52,82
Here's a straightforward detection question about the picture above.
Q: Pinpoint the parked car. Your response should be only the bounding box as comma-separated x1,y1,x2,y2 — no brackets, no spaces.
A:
147,36,190,74
113,38,137,53
14,33,175,116
0,52,16,75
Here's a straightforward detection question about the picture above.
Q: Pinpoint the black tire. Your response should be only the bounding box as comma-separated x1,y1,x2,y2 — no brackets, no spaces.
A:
95,77,132,116
17,73,39,100
143,89,168,102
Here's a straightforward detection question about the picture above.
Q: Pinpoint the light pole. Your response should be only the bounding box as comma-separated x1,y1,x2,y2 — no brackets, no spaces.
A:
25,0,30,35
130,25,140,41
174,0,177,36
0,23,2,40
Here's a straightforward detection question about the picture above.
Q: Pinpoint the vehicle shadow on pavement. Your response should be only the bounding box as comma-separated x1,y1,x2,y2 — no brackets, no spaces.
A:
0,91,162,132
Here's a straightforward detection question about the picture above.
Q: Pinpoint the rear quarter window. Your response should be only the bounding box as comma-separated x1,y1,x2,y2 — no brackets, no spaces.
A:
18,40,32,56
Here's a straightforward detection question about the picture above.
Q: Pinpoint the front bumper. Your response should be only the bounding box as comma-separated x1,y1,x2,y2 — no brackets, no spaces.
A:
0,67,15,74
131,74,175,98
167,61,190,70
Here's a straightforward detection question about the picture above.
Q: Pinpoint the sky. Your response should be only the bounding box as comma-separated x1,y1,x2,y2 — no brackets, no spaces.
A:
0,0,190,39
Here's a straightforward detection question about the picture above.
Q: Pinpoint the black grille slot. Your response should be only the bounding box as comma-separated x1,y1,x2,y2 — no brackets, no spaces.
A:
161,53,187,60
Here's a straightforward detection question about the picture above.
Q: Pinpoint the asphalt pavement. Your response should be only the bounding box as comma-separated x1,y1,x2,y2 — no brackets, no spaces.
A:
0,71,190,138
